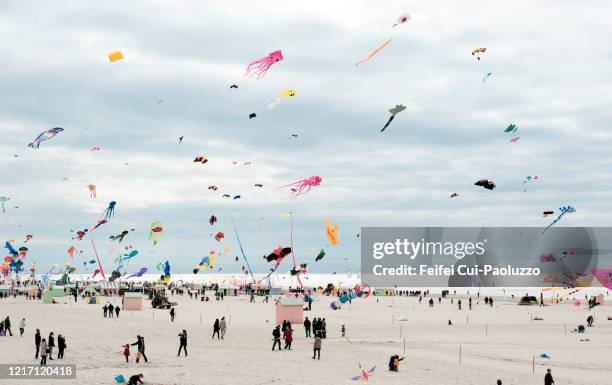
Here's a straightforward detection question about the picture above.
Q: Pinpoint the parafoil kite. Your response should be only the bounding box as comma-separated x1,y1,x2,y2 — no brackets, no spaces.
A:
108,50,124,62
315,249,326,262
28,127,64,148
472,48,486,60
214,232,224,242
149,221,163,246
474,179,496,190
244,50,284,80
267,88,297,110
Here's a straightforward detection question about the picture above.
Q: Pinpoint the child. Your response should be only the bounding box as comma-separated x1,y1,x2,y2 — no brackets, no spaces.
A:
341,324,346,337
122,343,130,363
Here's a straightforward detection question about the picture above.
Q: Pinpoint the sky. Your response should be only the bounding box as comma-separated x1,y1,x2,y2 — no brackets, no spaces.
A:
1,0,611,276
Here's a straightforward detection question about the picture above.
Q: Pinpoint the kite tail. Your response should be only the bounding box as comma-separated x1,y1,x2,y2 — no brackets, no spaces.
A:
27,142,39,149
355,38,393,67
91,238,106,280
381,115,395,132
232,218,255,282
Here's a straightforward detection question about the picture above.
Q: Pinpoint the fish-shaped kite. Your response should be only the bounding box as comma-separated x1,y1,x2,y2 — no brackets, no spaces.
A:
28,127,64,148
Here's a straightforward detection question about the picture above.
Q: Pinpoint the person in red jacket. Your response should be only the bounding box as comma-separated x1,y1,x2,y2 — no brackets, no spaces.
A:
283,324,293,350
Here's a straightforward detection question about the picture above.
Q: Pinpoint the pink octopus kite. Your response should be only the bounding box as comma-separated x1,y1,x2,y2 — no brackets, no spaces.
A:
278,176,322,198
244,50,283,80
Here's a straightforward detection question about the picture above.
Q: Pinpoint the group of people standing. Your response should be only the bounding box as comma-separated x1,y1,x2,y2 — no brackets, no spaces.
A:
103,302,121,318
303,317,326,338
35,329,67,365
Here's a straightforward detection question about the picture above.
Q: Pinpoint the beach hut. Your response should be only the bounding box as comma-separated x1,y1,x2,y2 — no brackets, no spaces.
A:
122,292,143,311
275,297,304,324
0,285,11,296
101,281,119,296
518,295,539,305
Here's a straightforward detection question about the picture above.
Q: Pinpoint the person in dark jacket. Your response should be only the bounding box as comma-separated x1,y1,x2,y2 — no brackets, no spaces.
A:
131,335,148,363
47,332,55,360
272,325,281,351
108,304,115,318
34,329,41,358
212,319,220,339
4,316,12,336
303,317,311,338
178,330,187,356
115,305,121,318
128,374,144,385
544,369,554,385
103,304,108,317
57,334,66,359
170,307,175,322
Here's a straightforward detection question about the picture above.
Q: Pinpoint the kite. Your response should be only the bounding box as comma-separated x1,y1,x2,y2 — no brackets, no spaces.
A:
102,201,116,220
541,206,576,235
209,215,217,225
154,97,164,104
504,124,517,133
149,221,163,246
592,268,612,290
219,245,231,255
510,136,520,142
230,84,238,89
277,176,322,198
214,232,224,242
108,50,124,62
222,194,231,198
315,249,326,262
28,127,64,148
474,179,496,190
290,263,308,276
539,353,550,359
91,219,109,231
233,195,241,200
90,146,100,152
267,88,297,110
5,241,18,257
87,184,97,198
244,50,284,80
330,283,371,310
472,48,486,60
208,185,218,191
392,13,410,27
178,136,184,144
244,162,252,166
542,211,554,217
265,247,292,263
483,72,492,83
523,176,539,192
381,104,406,132
127,267,147,278
450,193,459,198
24,234,33,243
110,230,132,243
73,229,88,240
67,246,76,258
249,113,257,119
290,134,298,138
194,156,208,164
194,251,215,273
350,364,376,381
254,184,263,187
18,246,28,259
159,260,171,283
355,38,393,67
0,197,9,213
325,219,339,245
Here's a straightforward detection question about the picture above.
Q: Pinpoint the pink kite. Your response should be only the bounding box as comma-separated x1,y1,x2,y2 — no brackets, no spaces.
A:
592,268,612,290
244,50,283,80
510,136,520,142
67,246,76,258
24,234,33,243
277,176,322,198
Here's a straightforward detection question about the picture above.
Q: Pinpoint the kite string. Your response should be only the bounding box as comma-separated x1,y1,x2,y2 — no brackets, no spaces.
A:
232,217,255,283
90,237,106,280
355,38,393,66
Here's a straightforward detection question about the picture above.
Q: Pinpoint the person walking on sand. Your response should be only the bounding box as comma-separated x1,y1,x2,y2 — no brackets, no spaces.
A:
178,330,187,356
4,316,12,336
469,297,472,310
115,305,121,318
34,329,41,358
47,332,55,360
122,343,131,362
272,325,282,351
170,307,175,322
312,332,322,359
321,318,327,338
458,299,462,310
57,334,66,359
131,335,148,363
489,298,494,307
341,324,346,337
304,317,311,338
219,317,227,339
39,338,48,366
544,369,554,385
497,380,502,385
103,304,108,318
19,318,25,337
587,315,594,327
212,319,220,339
108,303,115,318
283,324,293,350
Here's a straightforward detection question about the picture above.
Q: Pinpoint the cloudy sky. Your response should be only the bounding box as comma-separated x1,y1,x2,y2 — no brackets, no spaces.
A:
1,0,611,276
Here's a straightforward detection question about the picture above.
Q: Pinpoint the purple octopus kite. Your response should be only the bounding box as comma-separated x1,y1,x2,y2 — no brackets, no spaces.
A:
244,50,283,80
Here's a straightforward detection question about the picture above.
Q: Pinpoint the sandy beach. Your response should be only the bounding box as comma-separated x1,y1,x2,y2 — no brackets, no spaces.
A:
0,291,610,385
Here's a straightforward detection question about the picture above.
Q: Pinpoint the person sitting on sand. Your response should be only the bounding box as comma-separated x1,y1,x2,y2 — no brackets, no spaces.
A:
128,373,144,385
577,324,585,333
